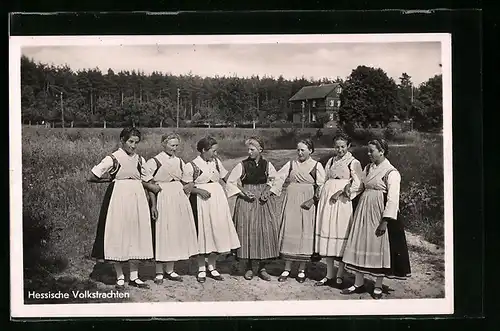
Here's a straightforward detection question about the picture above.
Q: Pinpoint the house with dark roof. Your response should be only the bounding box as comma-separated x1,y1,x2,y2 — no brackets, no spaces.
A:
288,83,342,124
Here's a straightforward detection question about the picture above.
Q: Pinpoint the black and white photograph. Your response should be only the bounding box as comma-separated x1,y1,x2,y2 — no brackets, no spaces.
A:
10,34,453,317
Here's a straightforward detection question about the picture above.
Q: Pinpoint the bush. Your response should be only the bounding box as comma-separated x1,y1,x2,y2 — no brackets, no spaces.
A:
400,181,444,245
384,122,403,140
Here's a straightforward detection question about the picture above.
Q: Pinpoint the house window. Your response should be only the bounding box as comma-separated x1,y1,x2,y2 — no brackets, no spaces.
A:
329,112,334,121
337,86,342,94
337,100,341,107
312,100,316,108
312,113,316,122
301,101,305,108
329,99,335,107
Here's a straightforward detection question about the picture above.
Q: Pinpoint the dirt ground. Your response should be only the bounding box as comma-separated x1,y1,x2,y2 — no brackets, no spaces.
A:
55,230,444,303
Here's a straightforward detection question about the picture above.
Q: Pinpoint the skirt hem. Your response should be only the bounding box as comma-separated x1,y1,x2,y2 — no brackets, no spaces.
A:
344,263,411,280
280,253,313,262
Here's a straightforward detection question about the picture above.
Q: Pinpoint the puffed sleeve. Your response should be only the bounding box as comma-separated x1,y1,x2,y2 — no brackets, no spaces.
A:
315,162,326,186
324,157,333,180
383,170,401,220
347,159,364,200
272,161,291,197
182,162,194,183
314,162,327,197
140,156,153,182
217,158,229,179
225,163,243,198
267,162,282,196
91,156,114,178
145,158,158,180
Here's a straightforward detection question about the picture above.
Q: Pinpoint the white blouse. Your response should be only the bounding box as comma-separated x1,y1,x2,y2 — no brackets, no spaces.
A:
225,160,281,198
181,156,229,184
145,152,185,183
91,148,152,182
324,152,364,201
273,157,327,196
363,159,401,220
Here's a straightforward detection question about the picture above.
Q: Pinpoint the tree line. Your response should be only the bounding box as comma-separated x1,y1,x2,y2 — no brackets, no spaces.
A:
20,55,442,131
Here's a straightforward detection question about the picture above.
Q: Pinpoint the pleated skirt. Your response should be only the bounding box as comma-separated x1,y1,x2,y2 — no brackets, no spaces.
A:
234,184,280,260
278,182,316,262
342,189,411,279
154,181,199,262
315,178,353,259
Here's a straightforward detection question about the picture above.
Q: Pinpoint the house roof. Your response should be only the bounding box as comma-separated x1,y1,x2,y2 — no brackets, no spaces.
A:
288,83,340,102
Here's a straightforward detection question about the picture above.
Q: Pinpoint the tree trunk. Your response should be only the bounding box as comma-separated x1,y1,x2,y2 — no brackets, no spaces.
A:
90,91,93,115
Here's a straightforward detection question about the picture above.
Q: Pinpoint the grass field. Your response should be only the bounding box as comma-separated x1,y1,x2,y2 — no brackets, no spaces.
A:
20,127,444,303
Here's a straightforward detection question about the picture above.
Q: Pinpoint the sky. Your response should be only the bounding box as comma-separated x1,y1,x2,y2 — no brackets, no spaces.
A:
21,42,442,86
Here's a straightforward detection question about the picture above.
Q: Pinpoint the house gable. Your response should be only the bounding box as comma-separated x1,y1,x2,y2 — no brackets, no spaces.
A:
288,83,341,102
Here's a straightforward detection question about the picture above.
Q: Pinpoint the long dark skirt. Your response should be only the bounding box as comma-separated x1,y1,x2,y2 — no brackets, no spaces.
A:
91,183,115,261
344,217,411,279
234,184,280,260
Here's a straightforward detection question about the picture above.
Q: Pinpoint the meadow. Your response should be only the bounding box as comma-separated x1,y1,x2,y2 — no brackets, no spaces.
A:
20,127,444,303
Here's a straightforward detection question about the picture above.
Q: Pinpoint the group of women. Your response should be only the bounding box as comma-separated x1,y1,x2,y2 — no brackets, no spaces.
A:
88,127,411,300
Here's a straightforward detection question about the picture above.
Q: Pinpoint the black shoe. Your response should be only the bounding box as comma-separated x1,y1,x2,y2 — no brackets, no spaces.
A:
129,279,150,289
165,272,183,282
314,277,333,287
334,277,346,289
371,287,383,299
244,270,254,280
340,285,366,295
115,279,126,290
258,269,272,281
207,269,224,281
278,271,290,282
197,271,206,283
296,271,306,283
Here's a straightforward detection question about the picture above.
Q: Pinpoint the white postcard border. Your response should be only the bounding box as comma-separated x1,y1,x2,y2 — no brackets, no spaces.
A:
10,33,453,318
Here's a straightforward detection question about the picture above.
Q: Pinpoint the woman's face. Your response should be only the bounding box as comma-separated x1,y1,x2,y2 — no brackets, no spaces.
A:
203,144,219,161
297,142,311,162
367,143,384,163
247,144,261,159
333,139,349,158
121,135,140,155
163,138,180,155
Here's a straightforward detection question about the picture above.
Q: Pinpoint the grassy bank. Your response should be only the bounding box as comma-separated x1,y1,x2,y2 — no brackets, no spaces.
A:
21,127,443,303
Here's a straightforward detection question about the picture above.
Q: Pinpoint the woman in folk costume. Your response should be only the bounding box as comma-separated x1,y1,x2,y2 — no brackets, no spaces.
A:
145,133,199,285
275,139,326,283
88,127,161,290
225,137,282,281
341,139,411,299
314,134,363,288
182,136,241,283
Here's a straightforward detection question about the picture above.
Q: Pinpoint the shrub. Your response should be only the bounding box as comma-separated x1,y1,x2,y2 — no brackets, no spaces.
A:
400,181,444,245
384,122,403,140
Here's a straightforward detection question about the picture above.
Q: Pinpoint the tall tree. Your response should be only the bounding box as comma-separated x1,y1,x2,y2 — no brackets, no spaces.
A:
411,74,442,131
339,65,399,127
